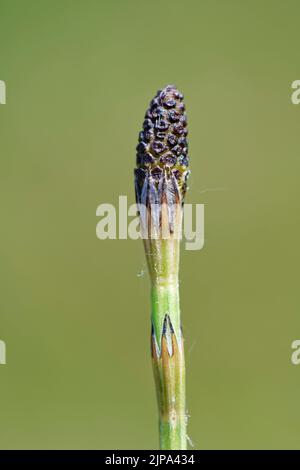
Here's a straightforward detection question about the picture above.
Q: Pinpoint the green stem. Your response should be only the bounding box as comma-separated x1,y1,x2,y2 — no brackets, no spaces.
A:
151,281,186,450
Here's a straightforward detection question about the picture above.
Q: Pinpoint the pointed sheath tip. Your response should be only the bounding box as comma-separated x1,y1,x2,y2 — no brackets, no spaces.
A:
152,314,182,359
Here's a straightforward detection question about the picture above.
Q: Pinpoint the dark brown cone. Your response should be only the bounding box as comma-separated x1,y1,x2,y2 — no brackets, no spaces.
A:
135,85,190,207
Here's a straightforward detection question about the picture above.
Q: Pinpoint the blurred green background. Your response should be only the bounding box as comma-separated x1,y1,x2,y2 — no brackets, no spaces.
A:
0,0,300,450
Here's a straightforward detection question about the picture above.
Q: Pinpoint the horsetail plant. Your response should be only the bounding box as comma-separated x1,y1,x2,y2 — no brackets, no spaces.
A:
134,85,190,450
